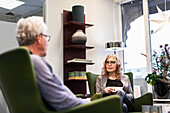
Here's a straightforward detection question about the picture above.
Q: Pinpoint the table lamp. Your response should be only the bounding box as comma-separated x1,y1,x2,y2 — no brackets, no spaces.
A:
105,41,125,51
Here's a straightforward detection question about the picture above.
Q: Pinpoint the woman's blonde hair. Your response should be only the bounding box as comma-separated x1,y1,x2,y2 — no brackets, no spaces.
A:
102,54,122,80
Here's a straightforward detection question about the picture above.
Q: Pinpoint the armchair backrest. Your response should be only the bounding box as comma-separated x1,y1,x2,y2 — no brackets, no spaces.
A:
0,48,49,113
86,72,100,97
86,72,134,97
124,72,134,91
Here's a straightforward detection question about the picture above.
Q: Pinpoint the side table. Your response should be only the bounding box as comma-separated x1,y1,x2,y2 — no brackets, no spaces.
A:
153,99,170,113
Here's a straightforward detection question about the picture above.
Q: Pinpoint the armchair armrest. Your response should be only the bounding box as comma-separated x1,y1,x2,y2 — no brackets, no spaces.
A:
65,95,122,113
76,94,85,98
133,92,153,112
90,93,102,101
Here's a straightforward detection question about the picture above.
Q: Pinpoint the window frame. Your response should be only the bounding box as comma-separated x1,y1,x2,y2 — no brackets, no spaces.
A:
114,0,152,92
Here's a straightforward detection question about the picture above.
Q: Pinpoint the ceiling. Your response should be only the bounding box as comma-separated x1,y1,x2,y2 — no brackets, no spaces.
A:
1,0,169,23
0,0,43,23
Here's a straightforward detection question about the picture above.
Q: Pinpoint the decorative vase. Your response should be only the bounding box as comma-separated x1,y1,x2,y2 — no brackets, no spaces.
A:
72,29,87,45
153,80,169,99
72,5,84,23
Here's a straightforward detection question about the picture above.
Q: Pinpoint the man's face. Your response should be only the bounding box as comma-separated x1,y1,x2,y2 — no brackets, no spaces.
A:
38,34,48,57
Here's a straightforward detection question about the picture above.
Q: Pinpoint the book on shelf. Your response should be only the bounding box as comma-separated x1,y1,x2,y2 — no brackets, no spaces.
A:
68,77,87,80
68,71,87,80
67,58,92,63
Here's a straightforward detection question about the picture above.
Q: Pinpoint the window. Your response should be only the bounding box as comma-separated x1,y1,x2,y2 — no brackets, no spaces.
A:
149,5,170,54
121,0,170,79
121,0,147,79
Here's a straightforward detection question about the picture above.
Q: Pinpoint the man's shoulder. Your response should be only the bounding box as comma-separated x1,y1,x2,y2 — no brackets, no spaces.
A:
30,54,43,64
31,54,41,60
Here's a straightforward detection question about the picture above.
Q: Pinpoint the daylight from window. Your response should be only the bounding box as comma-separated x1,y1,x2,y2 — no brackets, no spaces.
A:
124,10,170,79
150,10,170,52
124,15,146,79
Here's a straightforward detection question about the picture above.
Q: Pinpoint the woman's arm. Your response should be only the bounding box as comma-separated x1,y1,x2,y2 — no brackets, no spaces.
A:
125,76,134,100
96,76,113,96
96,76,106,96
96,76,102,93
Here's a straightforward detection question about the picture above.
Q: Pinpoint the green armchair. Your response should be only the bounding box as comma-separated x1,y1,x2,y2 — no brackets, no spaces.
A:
0,48,122,113
86,72,153,112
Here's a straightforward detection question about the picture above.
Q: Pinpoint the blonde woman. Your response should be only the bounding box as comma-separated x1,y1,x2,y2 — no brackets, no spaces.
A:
96,54,134,112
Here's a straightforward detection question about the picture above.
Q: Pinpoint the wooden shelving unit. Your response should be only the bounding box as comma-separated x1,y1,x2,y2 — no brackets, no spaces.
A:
63,10,94,94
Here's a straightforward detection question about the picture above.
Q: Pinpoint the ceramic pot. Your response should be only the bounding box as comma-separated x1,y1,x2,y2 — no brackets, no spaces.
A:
72,5,84,23
72,29,87,45
153,80,169,99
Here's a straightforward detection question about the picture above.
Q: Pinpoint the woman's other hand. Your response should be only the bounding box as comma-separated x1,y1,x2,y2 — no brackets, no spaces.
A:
104,87,115,93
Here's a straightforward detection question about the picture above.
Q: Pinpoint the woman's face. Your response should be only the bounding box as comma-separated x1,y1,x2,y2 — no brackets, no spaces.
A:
106,57,117,73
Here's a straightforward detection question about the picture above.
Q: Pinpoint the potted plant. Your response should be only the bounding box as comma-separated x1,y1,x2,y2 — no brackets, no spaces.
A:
145,44,170,98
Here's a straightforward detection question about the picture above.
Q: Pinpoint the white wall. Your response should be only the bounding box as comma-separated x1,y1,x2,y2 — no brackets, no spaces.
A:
45,0,116,80
0,1,118,111
0,21,17,113
0,0,119,91
0,21,18,54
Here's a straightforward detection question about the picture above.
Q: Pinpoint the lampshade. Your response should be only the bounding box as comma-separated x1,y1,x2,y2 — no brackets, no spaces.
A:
105,41,125,51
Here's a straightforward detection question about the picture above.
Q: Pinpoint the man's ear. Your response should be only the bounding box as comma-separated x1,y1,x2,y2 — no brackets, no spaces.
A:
36,34,41,44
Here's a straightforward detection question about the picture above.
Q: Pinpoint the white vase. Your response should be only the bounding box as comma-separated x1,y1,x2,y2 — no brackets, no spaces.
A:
72,29,87,45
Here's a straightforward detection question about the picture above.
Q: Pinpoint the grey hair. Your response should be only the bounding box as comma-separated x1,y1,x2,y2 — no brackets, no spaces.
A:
16,16,47,46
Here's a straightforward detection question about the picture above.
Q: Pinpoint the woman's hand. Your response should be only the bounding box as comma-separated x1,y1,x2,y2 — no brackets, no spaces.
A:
104,87,115,93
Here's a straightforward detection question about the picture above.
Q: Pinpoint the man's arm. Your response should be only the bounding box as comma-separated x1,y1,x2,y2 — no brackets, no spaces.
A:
31,55,90,111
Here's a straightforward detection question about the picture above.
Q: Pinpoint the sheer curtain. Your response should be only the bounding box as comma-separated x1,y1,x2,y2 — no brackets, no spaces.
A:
121,0,143,47
121,0,170,46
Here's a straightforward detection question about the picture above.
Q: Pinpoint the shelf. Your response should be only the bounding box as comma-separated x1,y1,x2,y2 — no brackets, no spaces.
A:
65,62,94,65
65,45,94,50
64,21,93,28
68,77,87,80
